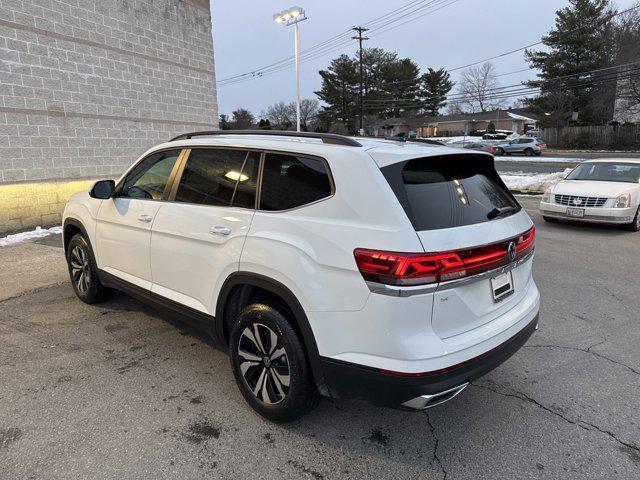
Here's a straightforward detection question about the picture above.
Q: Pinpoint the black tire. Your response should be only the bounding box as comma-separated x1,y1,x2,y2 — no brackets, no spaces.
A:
524,148,534,156
229,304,320,422
625,207,640,232
495,147,504,156
542,216,559,223
66,234,109,304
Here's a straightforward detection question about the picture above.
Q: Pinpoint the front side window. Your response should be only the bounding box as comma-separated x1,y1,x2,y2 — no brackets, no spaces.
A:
260,153,332,211
174,149,259,207
120,149,181,200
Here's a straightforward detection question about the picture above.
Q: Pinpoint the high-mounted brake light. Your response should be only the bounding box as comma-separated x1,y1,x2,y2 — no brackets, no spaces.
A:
354,227,535,286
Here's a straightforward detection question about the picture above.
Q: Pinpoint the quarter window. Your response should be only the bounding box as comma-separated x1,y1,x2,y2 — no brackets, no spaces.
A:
120,149,181,200
259,153,332,211
174,149,259,208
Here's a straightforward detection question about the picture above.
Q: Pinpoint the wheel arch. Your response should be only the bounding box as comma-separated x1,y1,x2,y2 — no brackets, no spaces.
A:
63,217,91,255
215,272,329,396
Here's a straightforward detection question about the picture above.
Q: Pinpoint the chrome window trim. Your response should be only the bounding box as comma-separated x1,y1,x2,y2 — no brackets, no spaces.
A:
365,249,535,297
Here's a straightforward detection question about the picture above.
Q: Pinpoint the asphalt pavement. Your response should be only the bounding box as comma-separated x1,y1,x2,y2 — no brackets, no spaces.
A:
0,197,638,479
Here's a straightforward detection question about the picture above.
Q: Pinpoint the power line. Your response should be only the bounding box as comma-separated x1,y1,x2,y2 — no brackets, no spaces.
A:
217,0,461,87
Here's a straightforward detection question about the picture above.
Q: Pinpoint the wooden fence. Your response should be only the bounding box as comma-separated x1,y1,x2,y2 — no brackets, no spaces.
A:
541,124,640,149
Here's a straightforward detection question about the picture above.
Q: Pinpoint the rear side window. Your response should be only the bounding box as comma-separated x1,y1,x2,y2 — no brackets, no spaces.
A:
381,156,519,231
174,149,259,208
260,153,332,211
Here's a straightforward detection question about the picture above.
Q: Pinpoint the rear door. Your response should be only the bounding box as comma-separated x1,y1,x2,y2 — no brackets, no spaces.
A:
378,154,535,339
95,149,183,289
149,148,260,314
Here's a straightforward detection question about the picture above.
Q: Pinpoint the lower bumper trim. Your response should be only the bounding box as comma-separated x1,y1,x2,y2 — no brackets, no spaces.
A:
321,314,538,409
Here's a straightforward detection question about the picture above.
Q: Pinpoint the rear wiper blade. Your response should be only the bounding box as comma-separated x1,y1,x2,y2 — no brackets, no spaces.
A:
487,206,517,220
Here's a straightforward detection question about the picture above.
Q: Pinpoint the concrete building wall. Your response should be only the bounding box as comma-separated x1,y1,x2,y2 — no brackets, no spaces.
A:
0,0,218,184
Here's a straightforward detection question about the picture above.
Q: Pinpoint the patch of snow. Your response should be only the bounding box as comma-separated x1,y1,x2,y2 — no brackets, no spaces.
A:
430,136,483,144
499,169,572,192
0,225,62,247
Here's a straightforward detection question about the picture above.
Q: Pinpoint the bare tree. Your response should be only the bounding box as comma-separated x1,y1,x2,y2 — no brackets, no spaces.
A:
299,99,320,130
457,62,503,112
262,101,295,130
262,99,320,131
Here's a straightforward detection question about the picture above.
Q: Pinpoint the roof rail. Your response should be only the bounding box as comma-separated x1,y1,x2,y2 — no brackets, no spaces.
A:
169,130,362,147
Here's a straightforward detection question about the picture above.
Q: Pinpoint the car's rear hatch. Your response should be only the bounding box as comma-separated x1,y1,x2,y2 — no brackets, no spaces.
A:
370,147,535,339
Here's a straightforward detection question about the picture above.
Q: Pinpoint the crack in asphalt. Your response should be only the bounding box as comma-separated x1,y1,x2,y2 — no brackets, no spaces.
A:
473,383,640,455
426,413,447,480
523,342,639,376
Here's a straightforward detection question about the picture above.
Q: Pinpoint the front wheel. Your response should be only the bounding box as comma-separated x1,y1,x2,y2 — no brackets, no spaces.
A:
66,234,109,303
626,207,640,232
229,304,319,422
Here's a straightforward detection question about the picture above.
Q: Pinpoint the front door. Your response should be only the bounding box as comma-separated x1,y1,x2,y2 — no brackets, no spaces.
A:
149,148,260,314
95,149,183,289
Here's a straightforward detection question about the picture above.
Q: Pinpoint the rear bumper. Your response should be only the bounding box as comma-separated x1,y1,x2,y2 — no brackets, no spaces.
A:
540,201,634,224
321,313,538,409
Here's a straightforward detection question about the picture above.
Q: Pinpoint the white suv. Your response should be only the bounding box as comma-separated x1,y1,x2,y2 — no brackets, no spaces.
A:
63,131,540,422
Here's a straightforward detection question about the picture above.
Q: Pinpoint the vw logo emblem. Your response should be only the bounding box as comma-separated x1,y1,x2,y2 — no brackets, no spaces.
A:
572,197,583,205
508,242,517,262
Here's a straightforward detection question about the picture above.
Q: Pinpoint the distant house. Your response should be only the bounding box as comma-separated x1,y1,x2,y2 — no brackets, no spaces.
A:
418,109,539,137
366,117,421,138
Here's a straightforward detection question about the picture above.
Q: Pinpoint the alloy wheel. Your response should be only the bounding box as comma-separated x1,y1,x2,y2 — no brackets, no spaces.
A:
237,323,290,404
70,245,90,294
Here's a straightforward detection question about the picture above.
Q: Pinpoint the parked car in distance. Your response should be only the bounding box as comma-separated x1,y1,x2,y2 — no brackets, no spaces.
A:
409,138,446,146
463,142,497,154
494,137,543,156
540,159,640,231
62,131,540,422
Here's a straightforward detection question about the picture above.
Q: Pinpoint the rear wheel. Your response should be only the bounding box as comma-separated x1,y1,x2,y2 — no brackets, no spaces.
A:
66,234,109,304
626,207,640,232
495,147,505,156
229,304,319,422
524,148,534,156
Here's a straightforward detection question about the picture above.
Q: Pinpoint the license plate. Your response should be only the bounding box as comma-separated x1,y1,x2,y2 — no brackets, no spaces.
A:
491,271,514,303
566,207,585,218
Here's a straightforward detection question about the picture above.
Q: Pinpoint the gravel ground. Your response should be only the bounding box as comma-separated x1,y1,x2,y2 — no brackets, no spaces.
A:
0,197,638,479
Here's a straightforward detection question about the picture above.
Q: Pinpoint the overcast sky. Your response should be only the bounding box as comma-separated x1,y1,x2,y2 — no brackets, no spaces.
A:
211,0,636,117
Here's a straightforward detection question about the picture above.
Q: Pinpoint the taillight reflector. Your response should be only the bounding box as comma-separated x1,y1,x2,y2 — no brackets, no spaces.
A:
354,227,535,286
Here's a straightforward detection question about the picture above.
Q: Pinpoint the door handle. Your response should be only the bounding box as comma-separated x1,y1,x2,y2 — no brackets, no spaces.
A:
138,214,153,223
210,226,231,236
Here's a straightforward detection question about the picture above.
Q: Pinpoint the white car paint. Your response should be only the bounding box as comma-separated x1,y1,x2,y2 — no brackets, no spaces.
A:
540,158,640,225
63,133,540,378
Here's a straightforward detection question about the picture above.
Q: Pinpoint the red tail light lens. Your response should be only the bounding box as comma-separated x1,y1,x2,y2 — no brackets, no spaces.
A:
354,227,535,286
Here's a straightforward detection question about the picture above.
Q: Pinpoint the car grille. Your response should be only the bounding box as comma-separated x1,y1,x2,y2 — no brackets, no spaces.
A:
554,194,607,207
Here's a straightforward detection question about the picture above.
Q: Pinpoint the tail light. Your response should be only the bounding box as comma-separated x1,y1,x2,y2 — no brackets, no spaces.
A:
489,146,495,152
354,227,535,286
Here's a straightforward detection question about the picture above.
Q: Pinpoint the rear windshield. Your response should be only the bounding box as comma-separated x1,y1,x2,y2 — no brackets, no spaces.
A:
381,155,519,231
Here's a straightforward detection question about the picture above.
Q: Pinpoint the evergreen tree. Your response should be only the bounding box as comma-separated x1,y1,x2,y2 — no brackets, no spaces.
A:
525,0,616,125
419,68,454,117
230,108,255,129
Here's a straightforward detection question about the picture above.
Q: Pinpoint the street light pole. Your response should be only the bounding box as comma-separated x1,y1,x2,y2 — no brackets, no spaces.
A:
294,21,301,132
274,6,307,132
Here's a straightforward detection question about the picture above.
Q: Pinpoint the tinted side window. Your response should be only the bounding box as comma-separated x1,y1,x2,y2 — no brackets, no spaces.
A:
260,153,332,211
174,149,259,207
120,149,181,200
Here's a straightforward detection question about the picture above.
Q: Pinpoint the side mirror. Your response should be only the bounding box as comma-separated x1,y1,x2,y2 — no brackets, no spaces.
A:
90,179,116,199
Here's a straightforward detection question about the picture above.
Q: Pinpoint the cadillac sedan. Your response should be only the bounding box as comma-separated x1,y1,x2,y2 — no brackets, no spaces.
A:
539,159,640,231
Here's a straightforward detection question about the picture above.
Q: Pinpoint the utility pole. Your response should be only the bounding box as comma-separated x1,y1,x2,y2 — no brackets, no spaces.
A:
352,26,368,135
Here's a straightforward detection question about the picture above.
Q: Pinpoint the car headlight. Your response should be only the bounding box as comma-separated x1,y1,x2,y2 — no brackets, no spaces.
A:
614,193,631,208
541,190,552,203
